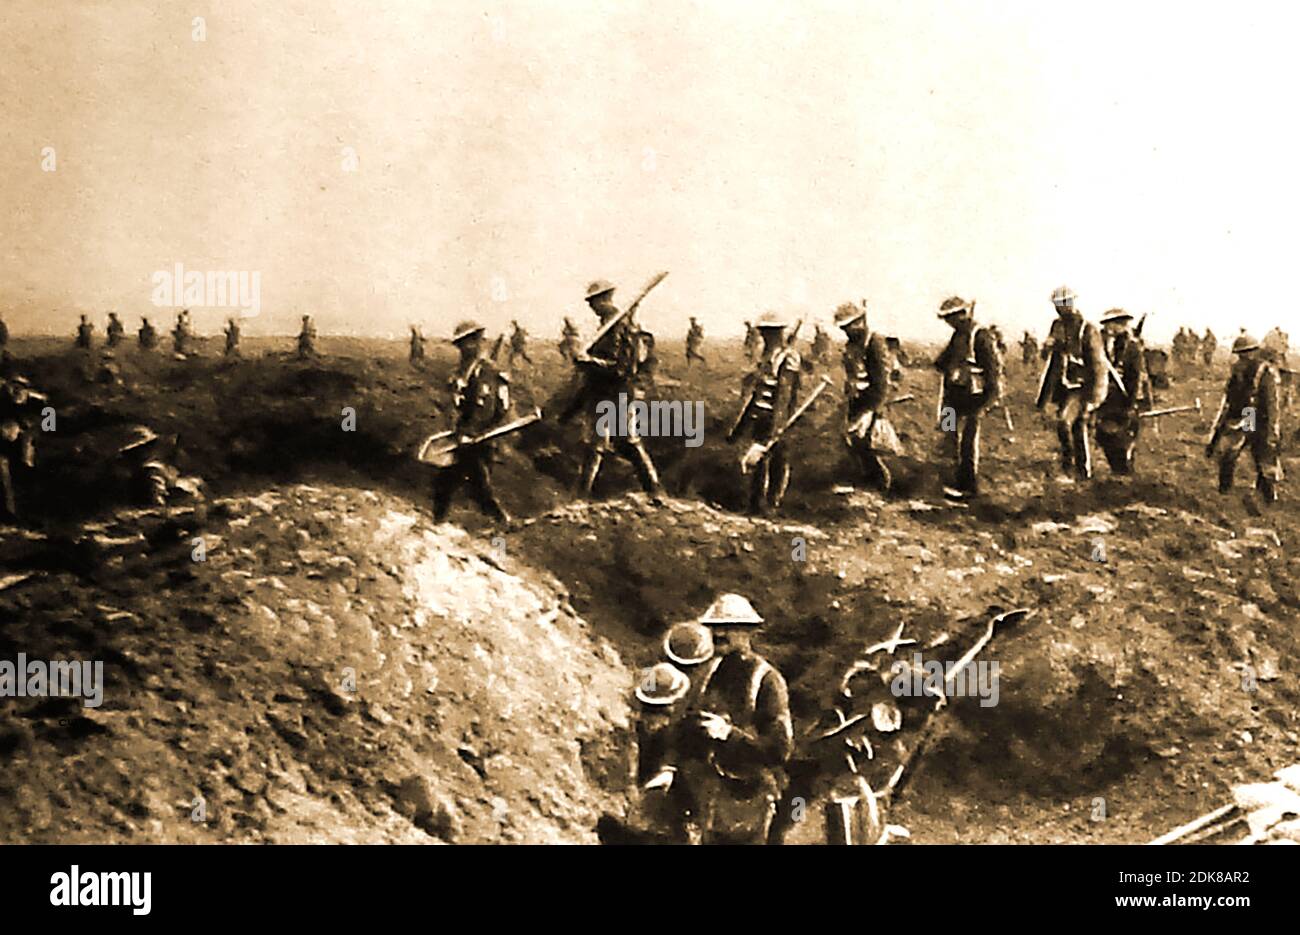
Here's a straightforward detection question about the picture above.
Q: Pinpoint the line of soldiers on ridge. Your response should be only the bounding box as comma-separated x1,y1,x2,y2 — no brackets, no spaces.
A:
429,279,1288,525
59,310,322,360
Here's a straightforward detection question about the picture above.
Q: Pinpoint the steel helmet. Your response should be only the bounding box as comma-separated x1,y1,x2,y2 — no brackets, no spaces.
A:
1051,285,1076,308
698,592,764,627
663,621,715,667
1100,308,1133,325
1232,334,1260,354
451,320,486,344
634,662,690,706
585,280,616,300
938,296,973,318
834,302,866,330
756,311,788,330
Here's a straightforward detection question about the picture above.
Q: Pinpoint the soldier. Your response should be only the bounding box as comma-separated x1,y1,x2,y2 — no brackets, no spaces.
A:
106,312,125,348
1037,286,1108,480
685,317,706,367
508,320,531,367
1201,328,1217,367
742,320,760,361
224,318,241,357
1264,326,1290,364
75,314,94,350
138,316,158,350
0,316,8,350
0,373,43,522
1020,330,1039,367
1095,310,1153,475
172,311,190,356
297,314,317,359
728,312,801,515
138,316,157,350
556,280,664,501
934,296,1003,497
1145,346,1171,389
645,593,793,846
810,324,831,364
1206,334,1282,503
409,324,425,364
432,320,512,523
836,302,897,492
558,316,581,362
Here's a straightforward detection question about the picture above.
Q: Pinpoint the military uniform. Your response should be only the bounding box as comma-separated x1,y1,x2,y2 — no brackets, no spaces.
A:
138,318,158,350
1201,329,1217,367
839,308,897,491
224,320,241,357
1020,332,1039,366
934,299,1002,495
432,350,512,522
297,317,316,359
1208,338,1282,502
558,319,580,362
685,319,706,366
810,325,831,364
558,284,663,498
75,318,94,350
743,322,760,361
732,326,801,514
409,326,425,364
661,595,792,846
172,314,190,356
0,377,41,521
106,315,125,348
508,323,531,366
1095,316,1153,475
1038,299,1108,479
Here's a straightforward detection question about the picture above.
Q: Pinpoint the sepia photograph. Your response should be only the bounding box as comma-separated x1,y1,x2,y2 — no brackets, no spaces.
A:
0,0,1293,916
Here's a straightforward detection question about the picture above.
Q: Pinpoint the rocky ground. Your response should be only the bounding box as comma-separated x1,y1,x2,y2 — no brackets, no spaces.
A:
0,334,1296,843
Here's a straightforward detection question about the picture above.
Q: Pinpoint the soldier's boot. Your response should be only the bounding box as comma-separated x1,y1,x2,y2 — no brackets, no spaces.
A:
469,459,511,523
432,471,458,522
859,451,891,492
579,448,604,496
1056,422,1075,473
1257,473,1278,504
770,458,791,509
626,441,664,503
1217,455,1236,494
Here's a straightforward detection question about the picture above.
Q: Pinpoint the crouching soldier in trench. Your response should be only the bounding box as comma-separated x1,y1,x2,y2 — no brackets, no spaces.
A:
432,320,512,523
1037,286,1108,480
1094,309,1152,476
116,427,206,509
933,296,1002,497
645,594,793,845
728,313,801,515
837,302,899,492
1206,333,1283,503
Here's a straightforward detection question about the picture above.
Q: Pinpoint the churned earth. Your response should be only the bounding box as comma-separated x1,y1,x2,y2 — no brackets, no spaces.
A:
0,335,1296,843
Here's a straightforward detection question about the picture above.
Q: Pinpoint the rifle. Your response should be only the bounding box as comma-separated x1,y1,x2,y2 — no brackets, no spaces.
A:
417,408,542,467
740,375,832,474
578,270,669,364
1139,398,1202,420
845,395,915,436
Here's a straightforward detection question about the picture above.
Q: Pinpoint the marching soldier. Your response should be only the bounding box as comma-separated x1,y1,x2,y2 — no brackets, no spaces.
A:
685,317,706,367
1037,286,1108,480
75,314,94,350
138,316,158,351
224,318,241,357
1201,328,1217,367
644,593,793,846
1206,334,1282,503
1095,310,1153,475
810,324,831,364
934,296,1003,497
432,320,512,523
409,325,425,364
1264,326,1290,364
836,302,898,492
556,280,664,501
172,310,190,356
728,312,801,515
743,320,760,361
558,317,581,362
297,314,317,359
1020,330,1039,367
106,312,125,348
508,320,531,367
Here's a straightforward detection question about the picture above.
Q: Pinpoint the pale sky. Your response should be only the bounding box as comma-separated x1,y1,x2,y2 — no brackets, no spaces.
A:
1,0,1297,343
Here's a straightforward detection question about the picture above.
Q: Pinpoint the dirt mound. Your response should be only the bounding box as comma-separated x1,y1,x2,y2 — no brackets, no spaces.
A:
0,484,634,843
